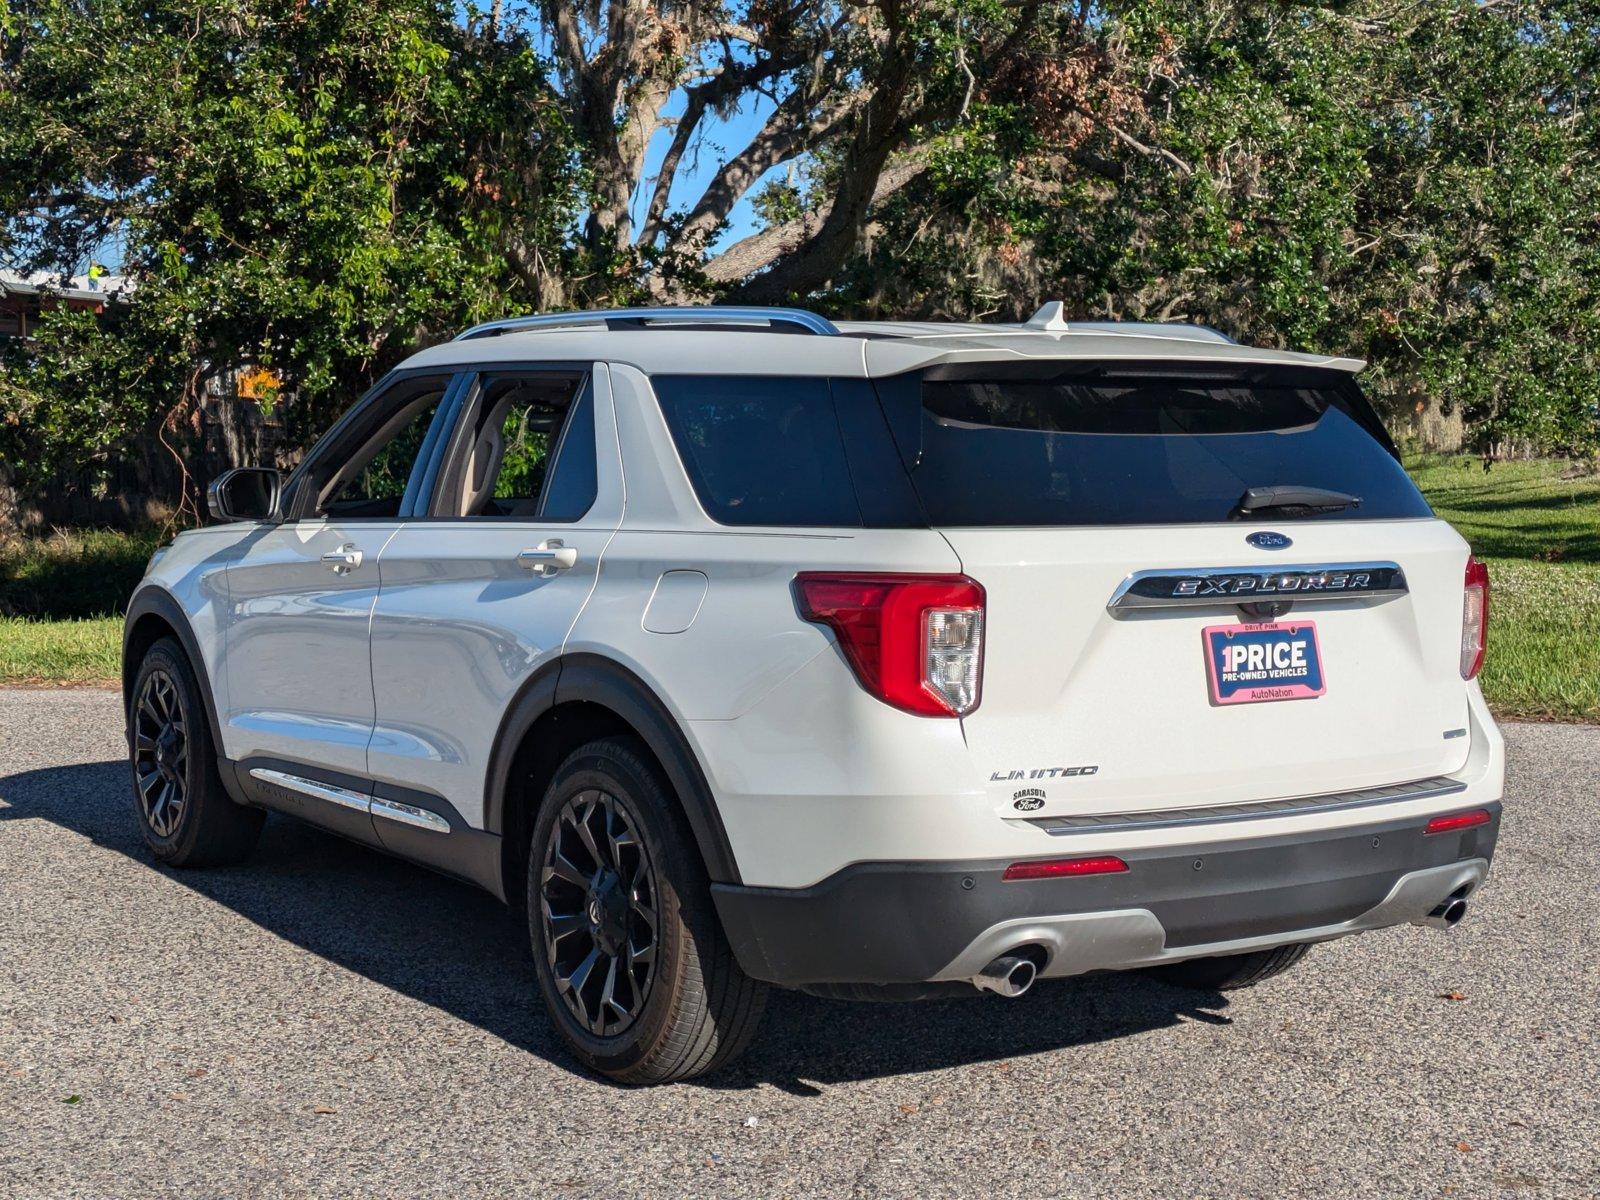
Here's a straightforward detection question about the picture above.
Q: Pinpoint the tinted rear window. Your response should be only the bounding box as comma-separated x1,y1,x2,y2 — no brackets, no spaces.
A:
875,371,1431,526
651,376,863,526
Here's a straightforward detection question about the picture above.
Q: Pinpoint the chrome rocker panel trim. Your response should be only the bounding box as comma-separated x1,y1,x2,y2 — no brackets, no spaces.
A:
247,768,451,835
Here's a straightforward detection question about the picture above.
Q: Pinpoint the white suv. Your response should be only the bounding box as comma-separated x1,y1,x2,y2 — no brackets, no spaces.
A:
123,304,1503,1084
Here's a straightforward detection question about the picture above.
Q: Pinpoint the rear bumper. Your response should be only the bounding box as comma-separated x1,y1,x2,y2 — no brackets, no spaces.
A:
711,804,1500,987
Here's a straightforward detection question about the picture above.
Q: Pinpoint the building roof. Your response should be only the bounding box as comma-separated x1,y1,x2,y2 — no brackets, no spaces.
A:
0,269,136,305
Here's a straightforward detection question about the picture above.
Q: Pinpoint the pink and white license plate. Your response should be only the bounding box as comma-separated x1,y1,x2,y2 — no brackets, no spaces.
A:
1203,622,1326,705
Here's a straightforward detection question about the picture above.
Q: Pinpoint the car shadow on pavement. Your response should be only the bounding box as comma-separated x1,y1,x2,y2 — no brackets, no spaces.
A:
0,759,1232,1094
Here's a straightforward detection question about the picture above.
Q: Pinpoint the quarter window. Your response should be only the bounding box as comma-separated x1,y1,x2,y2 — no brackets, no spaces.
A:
651,375,862,527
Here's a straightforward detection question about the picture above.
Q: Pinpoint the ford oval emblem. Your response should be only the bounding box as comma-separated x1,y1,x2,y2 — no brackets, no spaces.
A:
1246,531,1293,551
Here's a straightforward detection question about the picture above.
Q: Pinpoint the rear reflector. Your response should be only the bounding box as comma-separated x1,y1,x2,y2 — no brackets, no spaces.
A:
1002,856,1129,882
1424,809,1492,836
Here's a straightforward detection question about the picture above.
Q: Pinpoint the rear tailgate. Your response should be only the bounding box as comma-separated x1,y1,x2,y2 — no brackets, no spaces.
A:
948,519,1472,817
867,360,1476,819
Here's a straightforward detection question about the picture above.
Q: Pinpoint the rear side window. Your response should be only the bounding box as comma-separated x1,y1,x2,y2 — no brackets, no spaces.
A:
651,376,862,526
874,370,1431,526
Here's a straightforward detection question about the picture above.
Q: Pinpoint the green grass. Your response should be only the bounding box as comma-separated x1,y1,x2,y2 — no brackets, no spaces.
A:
0,615,121,686
1473,560,1600,721
1406,455,1600,563
1407,455,1599,722
0,527,163,620
0,527,152,686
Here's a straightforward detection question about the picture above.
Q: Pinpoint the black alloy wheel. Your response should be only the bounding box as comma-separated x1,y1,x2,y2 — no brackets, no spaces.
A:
132,667,189,838
540,788,660,1037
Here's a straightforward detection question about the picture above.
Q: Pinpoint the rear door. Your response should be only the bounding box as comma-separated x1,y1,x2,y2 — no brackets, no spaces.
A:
871,367,1474,817
367,365,622,829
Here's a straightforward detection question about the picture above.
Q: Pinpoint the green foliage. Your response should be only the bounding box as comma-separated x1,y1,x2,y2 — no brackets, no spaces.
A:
492,407,550,501
0,0,577,503
838,2,1600,456
0,526,162,617
2,0,1597,531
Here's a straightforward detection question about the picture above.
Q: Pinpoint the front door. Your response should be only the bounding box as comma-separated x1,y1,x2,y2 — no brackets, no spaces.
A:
219,373,459,777
367,365,623,828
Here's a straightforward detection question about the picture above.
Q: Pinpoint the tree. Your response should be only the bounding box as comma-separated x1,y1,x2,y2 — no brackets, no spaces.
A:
827,1,1600,455
2,0,1596,531
515,0,1072,307
0,0,577,515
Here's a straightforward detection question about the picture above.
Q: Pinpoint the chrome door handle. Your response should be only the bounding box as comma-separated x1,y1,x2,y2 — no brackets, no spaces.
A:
321,544,363,574
518,540,578,577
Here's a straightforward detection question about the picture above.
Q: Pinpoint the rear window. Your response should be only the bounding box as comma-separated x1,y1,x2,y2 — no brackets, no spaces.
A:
651,376,863,526
875,370,1431,526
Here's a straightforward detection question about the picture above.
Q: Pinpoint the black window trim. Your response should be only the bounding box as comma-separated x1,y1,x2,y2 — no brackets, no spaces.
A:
281,370,465,523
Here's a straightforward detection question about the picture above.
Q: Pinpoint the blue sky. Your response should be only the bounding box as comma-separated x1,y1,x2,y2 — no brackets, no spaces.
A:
631,92,779,251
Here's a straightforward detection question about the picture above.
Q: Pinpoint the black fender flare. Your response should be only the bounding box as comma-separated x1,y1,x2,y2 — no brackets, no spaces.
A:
122,586,228,757
483,653,742,885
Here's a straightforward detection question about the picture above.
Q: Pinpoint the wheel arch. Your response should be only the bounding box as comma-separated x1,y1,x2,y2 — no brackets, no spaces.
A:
122,587,227,756
486,653,742,908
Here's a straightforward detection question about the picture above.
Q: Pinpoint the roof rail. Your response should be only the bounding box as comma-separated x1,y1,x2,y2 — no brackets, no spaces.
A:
454,305,840,341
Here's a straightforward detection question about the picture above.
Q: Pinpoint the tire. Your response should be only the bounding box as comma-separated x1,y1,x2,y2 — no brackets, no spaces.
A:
128,637,264,867
1148,942,1312,992
526,736,767,1085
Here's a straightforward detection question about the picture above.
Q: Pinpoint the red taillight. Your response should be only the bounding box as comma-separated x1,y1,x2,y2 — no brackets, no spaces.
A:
1002,856,1129,881
1424,809,1492,835
1461,555,1489,680
795,573,985,717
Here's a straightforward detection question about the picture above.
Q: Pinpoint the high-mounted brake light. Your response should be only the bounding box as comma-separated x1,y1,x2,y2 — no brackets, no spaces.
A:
795,573,985,717
1461,555,1489,680
1424,809,1492,836
1002,856,1129,882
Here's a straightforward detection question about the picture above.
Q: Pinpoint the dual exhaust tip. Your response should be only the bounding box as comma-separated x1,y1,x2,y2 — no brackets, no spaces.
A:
974,894,1471,995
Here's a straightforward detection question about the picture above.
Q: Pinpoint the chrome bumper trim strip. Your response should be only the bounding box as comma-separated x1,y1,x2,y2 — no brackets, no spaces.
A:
1023,775,1468,836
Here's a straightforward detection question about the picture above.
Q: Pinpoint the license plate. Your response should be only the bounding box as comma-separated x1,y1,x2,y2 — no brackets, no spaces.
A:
1203,622,1325,705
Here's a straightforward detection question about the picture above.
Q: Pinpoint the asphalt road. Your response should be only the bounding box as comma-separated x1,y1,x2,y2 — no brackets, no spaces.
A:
1,689,1596,1200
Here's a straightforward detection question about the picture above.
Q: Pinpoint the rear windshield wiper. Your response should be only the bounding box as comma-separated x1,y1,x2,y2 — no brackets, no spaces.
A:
1234,485,1362,517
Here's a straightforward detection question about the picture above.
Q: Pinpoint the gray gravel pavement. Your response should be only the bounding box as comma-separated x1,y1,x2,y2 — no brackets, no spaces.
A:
1,688,1596,1199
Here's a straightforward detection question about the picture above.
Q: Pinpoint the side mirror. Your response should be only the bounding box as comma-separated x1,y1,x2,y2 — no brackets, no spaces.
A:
208,467,283,523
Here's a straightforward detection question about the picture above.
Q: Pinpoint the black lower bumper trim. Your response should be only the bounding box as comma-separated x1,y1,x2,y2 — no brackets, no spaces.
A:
711,805,1500,987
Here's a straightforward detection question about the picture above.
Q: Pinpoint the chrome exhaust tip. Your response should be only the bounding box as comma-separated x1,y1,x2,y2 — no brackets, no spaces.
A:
1415,895,1469,930
972,954,1038,997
